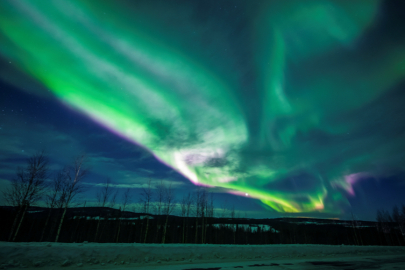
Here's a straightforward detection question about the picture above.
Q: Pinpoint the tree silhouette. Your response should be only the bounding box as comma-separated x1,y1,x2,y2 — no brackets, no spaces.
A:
162,183,176,243
94,178,113,242
115,188,132,243
55,154,88,242
139,178,153,243
40,170,64,242
2,151,49,241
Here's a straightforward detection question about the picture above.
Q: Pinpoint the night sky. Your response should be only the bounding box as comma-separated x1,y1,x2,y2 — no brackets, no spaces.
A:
1,0,405,221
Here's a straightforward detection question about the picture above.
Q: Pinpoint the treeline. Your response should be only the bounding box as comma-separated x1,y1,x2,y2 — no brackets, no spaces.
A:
1,205,405,246
1,152,405,246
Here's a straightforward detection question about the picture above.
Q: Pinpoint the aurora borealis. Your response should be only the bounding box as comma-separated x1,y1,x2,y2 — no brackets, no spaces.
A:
1,0,405,219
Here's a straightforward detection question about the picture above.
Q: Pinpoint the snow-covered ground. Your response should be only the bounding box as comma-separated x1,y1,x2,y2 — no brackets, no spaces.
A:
0,242,404,269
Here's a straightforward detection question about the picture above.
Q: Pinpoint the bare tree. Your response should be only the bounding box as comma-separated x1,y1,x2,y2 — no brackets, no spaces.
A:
217,200,229,244
350,211,361,245
94,178,113,241
139,178,153,243
154,180,165,242
230,204,236,244
2,151,49,241
98,187,119,242
400,205,405,242
192,188,208,243
185,192,193,243
193,189,201,243
391,205,404,245
200,189,208,243
48,183,68,241
377,209,393,245
129,203,140,242
376,209,386,245
161,183,176,243
55,189,67,209
384,209,396,245
180,192,192,243
115,188,132,242
206,192,214,243
121,188,132,209
40,171,64,242
154,180,165,216
55,154,88,242
70,200,87,243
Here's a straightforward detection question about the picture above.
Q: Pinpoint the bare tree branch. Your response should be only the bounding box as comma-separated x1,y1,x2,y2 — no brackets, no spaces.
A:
139,178,153,214
109,189,119,209
121,188,132,212
139,178,153,243
162,183,176,243
153,180,165,215
2,151,49,207
96,178,112,207
3,151,49,241
55,154,89,242
40,170,64,242
115,188,132,243
94,177,114,241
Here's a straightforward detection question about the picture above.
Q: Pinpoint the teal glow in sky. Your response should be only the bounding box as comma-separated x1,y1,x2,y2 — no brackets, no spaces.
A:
1,0,405,217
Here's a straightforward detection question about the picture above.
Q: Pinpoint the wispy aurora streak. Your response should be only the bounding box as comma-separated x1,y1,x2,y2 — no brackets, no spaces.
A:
1,0,405,215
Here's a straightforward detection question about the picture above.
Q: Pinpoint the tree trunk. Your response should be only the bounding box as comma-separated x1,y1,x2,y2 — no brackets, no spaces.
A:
195,218,198,243
387,231,392,245
8,205,23,241
55,206,67,242
162,215,169,244
116,221,122,243
139,219,144,243
399,224,405,245
12,204,28,242
352,223,359,245
49,215,58,241
393,227,401,246
185,218,188,243
77,218,86,243
155,220,161,243
357,228,363,245
205,219,209,244
144,217,149,243
201,217,204,244
98,217,109,243
71,217,82,243
40,208,53,242
128,221,134,243
345,227,350,245
28,218,36,242
94,218,102,242
234,225,236,244
377,229,383,245
220,226,223,244
182,218,185,243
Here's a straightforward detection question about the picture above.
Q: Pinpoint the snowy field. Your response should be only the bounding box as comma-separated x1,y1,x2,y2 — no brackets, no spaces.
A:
0,242,404,269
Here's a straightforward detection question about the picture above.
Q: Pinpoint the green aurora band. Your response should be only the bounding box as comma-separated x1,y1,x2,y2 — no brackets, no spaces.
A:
1,0,405,215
